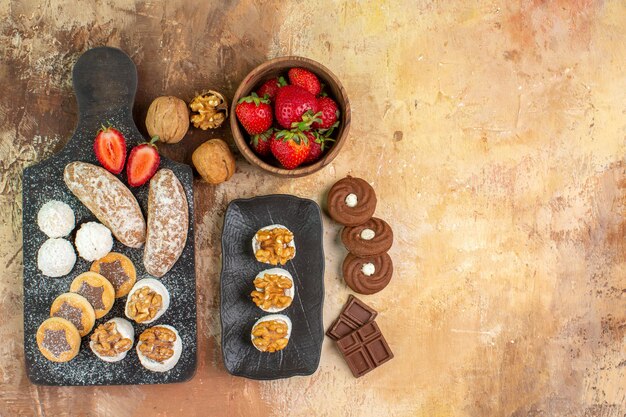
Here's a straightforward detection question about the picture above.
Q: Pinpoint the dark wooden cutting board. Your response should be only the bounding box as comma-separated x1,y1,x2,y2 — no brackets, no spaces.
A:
22,47,197,385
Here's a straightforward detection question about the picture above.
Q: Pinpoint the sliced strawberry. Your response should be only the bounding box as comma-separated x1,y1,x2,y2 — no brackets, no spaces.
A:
235,93,273,135
250,128,273,157
94,126,127,174
270,130,312,169
256,76,287,101
288,68,321,96
311,96,339,129
126,137,160,187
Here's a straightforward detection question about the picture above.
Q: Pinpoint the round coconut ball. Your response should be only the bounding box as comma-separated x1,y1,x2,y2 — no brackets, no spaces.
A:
37,200,75,238
37,238,76,277
75,222,113,261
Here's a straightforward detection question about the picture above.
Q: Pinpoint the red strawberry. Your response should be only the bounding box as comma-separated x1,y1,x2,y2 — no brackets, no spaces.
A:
235,93,273,135
270,130,312,169
274,85,318,129
304,138,324,164
256,76,287,101
250,128,273,157
304,132,335,164
288,68,321,96
312,97,339,129
94,126,127,174
126,136,160,187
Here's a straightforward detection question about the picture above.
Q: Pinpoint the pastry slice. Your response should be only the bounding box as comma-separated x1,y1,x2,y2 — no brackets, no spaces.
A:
64,161,146,248
143,169,188,277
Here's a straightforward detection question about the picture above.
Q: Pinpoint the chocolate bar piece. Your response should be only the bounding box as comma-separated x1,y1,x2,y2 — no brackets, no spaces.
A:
326,295,378,340
336,321,393,377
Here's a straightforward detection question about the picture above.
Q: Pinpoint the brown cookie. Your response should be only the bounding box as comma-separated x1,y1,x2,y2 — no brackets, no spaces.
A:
327,177,377,226
36,317,81,362
341,217,393,256
91,252,137,298
70,272,115,319
342,252,393,295
49,292,96,337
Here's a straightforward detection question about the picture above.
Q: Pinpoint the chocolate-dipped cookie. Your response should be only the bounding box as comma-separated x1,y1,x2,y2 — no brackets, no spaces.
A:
327,177,377,226
341,217,393,256
342,252,393,295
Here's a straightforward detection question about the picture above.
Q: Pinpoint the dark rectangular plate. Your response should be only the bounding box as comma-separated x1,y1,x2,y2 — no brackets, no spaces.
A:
22,47,196,386
220,195,324,379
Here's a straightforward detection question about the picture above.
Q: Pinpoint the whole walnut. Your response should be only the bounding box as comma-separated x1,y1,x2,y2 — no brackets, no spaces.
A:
145,96,189,143
192,139,236,184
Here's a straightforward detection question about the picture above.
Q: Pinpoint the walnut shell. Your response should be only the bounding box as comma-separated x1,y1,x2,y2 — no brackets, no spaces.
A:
192,139,236,184
189,90,228,130
145,96,189,143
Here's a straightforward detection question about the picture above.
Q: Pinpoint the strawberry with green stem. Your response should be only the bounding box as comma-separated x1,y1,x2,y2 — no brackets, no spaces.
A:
235,93,273,135
250,128,273,157
270,129,313,169
304,122,338,164
274,85,318,129
311,96,339,129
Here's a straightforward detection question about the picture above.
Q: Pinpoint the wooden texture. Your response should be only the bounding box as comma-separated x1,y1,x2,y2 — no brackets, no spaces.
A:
0,0,625,416
230,56,351,177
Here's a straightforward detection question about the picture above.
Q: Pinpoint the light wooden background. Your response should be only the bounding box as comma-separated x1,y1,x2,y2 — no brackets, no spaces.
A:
0,1,625,416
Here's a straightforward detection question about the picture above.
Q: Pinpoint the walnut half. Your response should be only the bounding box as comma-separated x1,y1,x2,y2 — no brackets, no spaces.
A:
189,90,228,130
127,286,163,323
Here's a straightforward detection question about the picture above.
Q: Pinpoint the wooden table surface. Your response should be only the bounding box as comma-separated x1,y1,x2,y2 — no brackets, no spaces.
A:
1,1,625,416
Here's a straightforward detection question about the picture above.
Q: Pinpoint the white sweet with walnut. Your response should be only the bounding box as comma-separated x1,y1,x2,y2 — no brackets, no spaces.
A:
90,317,134,363
136,324,183,372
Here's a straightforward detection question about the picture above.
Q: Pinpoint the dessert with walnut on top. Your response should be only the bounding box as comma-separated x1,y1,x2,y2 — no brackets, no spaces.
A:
252,225,296,265
251,268,295,313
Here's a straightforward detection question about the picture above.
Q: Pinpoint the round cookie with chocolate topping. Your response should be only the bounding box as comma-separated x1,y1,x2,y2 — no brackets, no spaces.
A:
90,252,137,298
49,292,96,337
327,176,377,226
342,252,394,295
36,317,81,362
341,217,393,256
70,272,115,319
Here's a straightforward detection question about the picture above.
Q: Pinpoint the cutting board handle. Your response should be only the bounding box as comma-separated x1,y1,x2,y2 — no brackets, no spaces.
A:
70,47,143,146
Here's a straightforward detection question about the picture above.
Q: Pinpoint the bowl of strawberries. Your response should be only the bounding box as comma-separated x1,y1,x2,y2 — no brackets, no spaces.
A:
231,56,350,177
